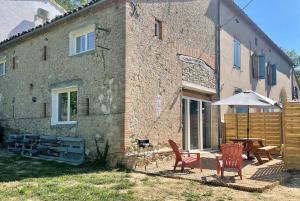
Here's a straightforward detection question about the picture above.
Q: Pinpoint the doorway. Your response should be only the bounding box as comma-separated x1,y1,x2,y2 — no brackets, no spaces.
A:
182,97,212,150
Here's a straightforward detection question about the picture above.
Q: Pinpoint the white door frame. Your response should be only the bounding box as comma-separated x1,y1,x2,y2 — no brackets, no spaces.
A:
182,96,212,150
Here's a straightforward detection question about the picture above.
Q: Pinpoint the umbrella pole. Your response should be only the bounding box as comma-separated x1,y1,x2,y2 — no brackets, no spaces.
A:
247,105,250,159
247,105,250,139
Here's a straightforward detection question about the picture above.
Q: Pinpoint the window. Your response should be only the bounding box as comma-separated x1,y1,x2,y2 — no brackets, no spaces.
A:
0,59,6,76
267,63,272,85
266,61,276,85
271,64,277,85
155,19,162,40
69,25,95,56
293,86,299,100
234,39,241,69
51,86,78,125
255,37,258,46
258,54,266,79
251,53,259,79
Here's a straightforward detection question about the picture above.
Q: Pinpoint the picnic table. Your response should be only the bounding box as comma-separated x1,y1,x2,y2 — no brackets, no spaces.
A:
230,138,277,164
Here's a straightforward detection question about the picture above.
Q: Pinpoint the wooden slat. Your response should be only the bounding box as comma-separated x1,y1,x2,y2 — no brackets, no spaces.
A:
283,102,300,170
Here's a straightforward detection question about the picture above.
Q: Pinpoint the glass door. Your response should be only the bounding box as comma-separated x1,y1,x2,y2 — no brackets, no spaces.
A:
182,98,212,150
202,101,212,149
189,100,200,149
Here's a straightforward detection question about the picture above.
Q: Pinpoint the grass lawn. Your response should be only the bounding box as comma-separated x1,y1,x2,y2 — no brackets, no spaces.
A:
0,156,299,201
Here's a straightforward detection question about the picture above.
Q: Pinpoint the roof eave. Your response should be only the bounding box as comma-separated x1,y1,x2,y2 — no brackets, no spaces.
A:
223,0,295,67
0,0,108,51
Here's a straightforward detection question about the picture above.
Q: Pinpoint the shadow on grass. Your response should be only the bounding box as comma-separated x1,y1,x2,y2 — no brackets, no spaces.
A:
249,161,287,182
0,155,128,183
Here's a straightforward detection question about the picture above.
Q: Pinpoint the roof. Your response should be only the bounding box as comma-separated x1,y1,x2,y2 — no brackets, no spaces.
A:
0,0,106,50
223,0,295,67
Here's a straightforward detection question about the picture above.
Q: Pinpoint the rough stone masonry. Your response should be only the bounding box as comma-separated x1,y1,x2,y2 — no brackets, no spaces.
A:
0,0,218,166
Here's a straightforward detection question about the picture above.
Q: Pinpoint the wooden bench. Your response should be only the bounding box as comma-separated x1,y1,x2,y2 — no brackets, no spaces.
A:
257,146,277,160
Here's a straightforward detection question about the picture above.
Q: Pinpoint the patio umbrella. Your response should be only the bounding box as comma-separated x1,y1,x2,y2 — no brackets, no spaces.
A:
212,90,278,139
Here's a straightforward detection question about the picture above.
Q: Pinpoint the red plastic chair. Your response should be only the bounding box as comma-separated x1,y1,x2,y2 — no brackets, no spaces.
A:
216,143,244,179
168,139,202,173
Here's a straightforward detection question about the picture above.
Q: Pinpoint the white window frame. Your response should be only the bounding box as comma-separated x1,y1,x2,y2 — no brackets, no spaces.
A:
51,86,78,125
182,97,212,151
0,59,6,77
69,24,95,56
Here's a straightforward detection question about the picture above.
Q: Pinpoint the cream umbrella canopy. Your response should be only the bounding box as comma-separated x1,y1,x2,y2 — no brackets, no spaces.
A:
212,90,279,139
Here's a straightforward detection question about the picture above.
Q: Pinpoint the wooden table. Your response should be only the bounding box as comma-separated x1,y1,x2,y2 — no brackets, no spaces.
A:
230,138,270,164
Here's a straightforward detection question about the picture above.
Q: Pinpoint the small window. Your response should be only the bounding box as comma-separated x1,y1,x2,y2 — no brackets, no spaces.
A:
234,39,241,69
69,25,95,56
255,37,258,46
0,60,6,76
51,86,78,125
155,19,162,40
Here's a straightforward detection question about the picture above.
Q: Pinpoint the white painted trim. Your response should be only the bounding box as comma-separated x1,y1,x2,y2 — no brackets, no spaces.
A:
51,86,78,125
69,24,95,56
0,59,6,77
182,97,212,151
182,81,216,94
199,101,203,150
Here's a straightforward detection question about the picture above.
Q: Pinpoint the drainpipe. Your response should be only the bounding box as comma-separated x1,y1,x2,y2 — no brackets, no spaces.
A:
216,0,221,149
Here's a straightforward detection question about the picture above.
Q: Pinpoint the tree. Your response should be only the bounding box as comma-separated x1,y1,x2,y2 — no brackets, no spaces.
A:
54,0,89,11
282,49,300,68
282,48,300,84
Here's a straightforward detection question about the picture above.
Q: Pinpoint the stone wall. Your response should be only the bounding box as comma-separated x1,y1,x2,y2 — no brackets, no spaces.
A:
0,0,219,165
124,0,218,154
0,1,126,163
181,57,216,90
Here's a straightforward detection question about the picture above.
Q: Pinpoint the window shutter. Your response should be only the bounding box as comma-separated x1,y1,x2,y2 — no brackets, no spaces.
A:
234,41,237,66
252,54,259,78
234,40,241,68
237,41,241,68
259,55,265,79
267,63,272,85
271,64,277,85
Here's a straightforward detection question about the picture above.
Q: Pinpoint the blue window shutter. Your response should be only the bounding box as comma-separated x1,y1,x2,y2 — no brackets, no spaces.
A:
259,55,265,79
272,64,277,85
237,41,241,68
234,40,241,68
234,40,237,67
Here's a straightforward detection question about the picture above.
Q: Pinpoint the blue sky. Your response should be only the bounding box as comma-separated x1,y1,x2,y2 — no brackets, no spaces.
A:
234,0,300,54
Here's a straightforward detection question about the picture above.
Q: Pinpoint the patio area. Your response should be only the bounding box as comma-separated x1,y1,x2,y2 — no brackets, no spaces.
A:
133,151,291,192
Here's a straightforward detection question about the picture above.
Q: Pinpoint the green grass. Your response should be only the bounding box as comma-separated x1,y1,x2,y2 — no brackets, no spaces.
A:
0,156,136,201
0,156,297,201
183,190,213,201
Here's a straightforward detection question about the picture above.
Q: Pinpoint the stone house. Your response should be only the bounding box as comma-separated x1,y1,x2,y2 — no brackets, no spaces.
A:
0,0,65,41
0,0,297,166
0,0,219,165
219,0,298,121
